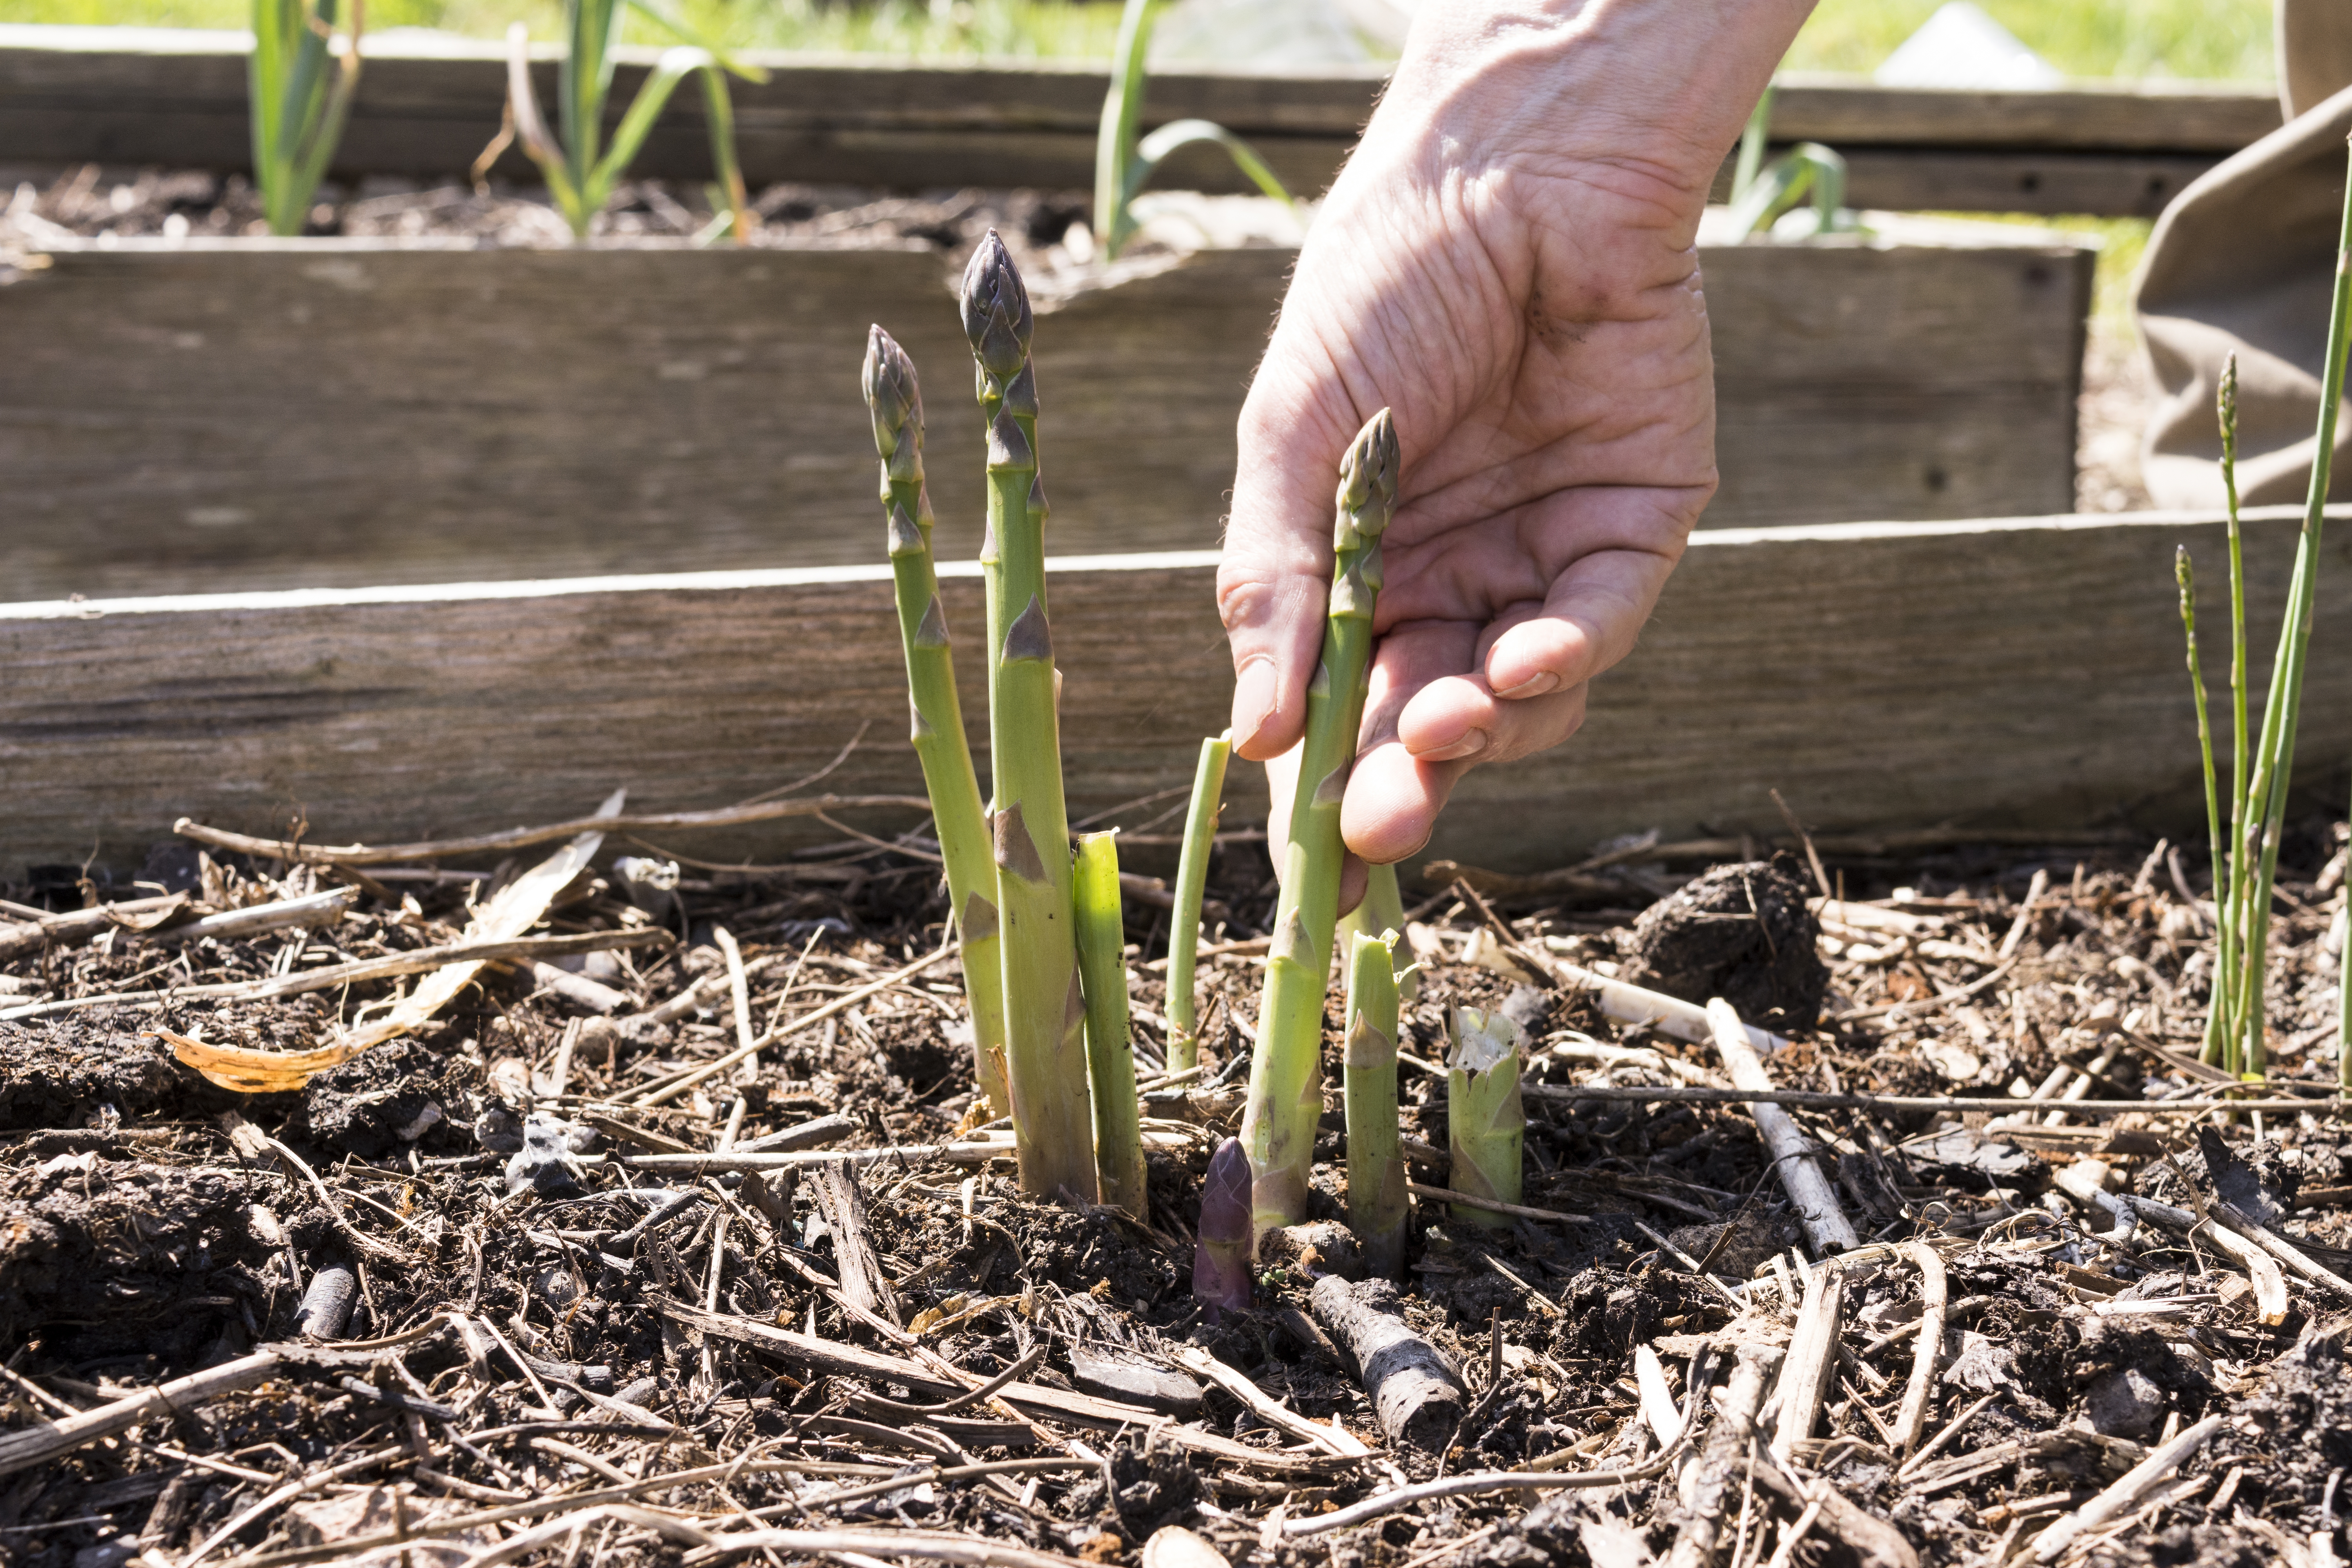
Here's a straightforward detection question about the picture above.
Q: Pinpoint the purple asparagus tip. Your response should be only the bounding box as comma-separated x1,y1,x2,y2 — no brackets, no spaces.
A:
1194,1136,1254,1321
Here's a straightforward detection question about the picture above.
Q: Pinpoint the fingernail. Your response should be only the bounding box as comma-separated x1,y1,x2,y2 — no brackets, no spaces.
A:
1233,661,1280,743
1416,728,1489,762
1494,671,1559,699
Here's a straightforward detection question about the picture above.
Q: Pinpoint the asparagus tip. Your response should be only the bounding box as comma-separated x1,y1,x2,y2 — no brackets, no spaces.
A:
1194,1136,1254,1320
1337,407,1400,535
960,229,1034,379
862,325,920,444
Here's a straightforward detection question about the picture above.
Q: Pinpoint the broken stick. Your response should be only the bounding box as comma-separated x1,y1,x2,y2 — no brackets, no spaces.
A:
1706,998,1858,1256
1309,1274,1466,1450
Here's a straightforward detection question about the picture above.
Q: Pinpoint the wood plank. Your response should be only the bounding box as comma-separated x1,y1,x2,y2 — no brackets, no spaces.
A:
0,27,2278,211
0,237,2082,599
2,508,2341,879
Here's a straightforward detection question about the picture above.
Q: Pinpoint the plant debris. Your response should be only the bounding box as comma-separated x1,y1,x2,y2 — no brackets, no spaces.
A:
5,806,2352,1568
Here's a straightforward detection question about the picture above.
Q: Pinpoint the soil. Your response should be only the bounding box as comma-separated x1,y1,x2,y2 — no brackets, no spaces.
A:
6,815,2352,1568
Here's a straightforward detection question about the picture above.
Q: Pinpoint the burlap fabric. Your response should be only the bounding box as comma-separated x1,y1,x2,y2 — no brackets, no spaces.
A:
2137,0,2352,507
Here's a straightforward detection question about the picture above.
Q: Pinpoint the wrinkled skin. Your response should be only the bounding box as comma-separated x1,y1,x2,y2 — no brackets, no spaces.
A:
1222,0,1816,900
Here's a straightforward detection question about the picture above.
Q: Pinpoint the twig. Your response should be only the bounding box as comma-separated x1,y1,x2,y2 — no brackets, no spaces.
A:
184,1443,411,1565
1406,1183,1594,1225
845,1346,1049,1418
1771,1265,1846,1460
683,1528,1095,1568
1172,1347,1374,1458
1514,1083,2334,1118
1707,999,1858,1256
2207,1198,2352,1302
173,793,937,866
1894,1393,1996,1481
1889,1242,1947,1457
2030,1416,2224,1562
1280,1434,1696,1537
0,928,666,1022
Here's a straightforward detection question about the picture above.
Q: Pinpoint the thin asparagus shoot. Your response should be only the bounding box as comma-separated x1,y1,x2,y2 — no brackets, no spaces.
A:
1073,831,1147,1215
1446,1005,1524,1230
2207,143,2352,1082
1343,929,1408,1278
2218,354,2250,1069
1239,408,1400,1232
2177,545,2225,1028
1165,730,1232,1074
862,326,1011,1121
962,232,1097,1203
1193,1135,1254,1321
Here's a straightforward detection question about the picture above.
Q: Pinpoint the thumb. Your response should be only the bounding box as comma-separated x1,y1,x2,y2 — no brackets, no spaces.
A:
1218,349,1364,763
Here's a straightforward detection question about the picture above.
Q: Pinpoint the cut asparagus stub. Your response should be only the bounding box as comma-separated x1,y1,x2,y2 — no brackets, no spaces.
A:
1339,860,1418,1000
1165,730,1233,1073
861,325,1009,1120
1240,408,1401,1234
1194,1135,1254,1321
1343,930,1408,1279
1447,1004,1525,1230
962,233,1096,1203
1073,831,1147,1216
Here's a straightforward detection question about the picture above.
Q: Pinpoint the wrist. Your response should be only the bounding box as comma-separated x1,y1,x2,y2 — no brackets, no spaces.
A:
1369,0,1814,203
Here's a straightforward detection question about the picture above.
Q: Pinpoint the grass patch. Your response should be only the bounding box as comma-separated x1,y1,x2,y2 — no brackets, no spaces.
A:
1787,0,2273,82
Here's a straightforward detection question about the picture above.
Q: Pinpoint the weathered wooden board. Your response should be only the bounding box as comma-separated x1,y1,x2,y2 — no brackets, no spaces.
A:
0,27,2278,215
3,508,2343,880
0,236,2085,598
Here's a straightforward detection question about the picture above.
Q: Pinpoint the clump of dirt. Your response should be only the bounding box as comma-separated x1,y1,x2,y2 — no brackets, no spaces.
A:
1620,858,1827,1029
0,1156,276,1357
0,1021,216,1129
298,1036,461,1159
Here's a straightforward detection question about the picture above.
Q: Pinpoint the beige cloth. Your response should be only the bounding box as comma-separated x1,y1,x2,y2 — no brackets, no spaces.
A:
2138,0,2352,508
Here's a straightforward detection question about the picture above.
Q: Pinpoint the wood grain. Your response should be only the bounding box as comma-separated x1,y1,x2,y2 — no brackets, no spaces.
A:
4,508,2343,880
0,238,2083,598
0,28,2276,212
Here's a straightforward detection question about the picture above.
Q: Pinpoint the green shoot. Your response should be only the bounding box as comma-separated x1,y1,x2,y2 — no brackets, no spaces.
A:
1074,831,1147,1215
1445,1005,1524,1229
963,232,1097,1203
1729,80,1776,207
1092,0,1294,260
480,0,762,243
1343,929,1406,1277
1722,141,1852,241
1165,730,1232,1074
862,325,1011,1121
1239,410,1397,1233
250,0,363,236
2183,146,2352,1083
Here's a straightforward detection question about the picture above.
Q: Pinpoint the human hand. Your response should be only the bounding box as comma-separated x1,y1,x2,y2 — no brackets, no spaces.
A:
1223,0,1812,895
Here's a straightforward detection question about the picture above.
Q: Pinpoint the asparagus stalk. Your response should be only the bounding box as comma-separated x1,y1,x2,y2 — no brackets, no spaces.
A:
1340,861,1419,1000
862,327,1011,1121
1343,929,1408,1278
1073,831,1147,1214
962,232,1097,1203
1165,730,1233,1074
1193,1135,1254,1321
2177,544,2225,1054
1239,409,1399,1233
2216,355,2250,1069
2207,148,2352,1080
1446,1005,1524,1230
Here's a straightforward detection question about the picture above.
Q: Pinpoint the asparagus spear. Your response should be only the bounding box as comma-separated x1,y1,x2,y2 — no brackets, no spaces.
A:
1446,1005,1524,1230
1239,409,1399,1232
1074,830,1147,1214
1165,730,1232,1073
1343,928,1407,1278
962,232,1097,1203
862,326,1011,1121
1193,1135,1254,1321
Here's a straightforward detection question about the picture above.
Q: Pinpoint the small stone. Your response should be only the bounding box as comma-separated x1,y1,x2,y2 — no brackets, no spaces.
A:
2084,1366,2165,1439
1068,1347,1205,1416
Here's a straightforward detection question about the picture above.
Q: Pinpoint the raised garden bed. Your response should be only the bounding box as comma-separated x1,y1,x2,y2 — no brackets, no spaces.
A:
0,24,2285,215
0,208,2089,597
3,505,2342,881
